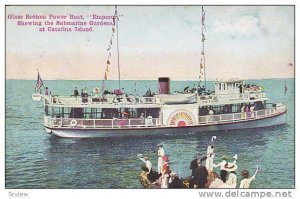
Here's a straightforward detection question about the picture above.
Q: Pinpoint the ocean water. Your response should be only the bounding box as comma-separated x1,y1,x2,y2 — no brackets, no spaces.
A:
5,78,294,189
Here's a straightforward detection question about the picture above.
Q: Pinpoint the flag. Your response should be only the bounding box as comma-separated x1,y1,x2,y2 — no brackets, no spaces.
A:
101,79,105,93
104,65,109,80
202,33,206,42
201,7,205,26
115,6,119,21
36,72,43,90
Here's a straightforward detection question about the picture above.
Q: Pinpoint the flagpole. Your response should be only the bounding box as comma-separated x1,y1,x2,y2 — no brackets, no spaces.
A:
201,6,207,91
115,6,121,90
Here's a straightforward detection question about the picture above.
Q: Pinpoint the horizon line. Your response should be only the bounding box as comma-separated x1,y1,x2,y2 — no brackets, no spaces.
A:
5,77,295,81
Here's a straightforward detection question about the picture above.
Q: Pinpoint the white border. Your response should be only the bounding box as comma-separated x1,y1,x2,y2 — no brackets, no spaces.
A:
1,1,298,199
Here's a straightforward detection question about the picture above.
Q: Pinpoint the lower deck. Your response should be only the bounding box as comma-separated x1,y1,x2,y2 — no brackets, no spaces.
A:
44,104,286,130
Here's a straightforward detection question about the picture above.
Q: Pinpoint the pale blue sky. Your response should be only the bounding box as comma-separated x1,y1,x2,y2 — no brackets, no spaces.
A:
6,6,294,80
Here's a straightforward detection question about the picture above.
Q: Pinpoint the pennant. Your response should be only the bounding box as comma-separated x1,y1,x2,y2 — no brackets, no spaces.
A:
202,33,206,42
101,79,105,93
201,7,205,26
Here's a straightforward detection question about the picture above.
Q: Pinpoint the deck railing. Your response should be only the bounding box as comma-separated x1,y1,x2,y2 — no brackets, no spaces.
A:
197,92,267,104
44,95,160,106
44,116,161,129
198,104,286,124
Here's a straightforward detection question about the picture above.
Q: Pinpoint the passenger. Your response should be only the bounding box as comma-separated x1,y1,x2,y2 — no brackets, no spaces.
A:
45,87,49,96
193,156,208,188
241,105,246,119
246,106,251,118
161,156,170,188
157,143,165,174
190,154,200,178
225,161,238,188
81,89,84,103
208,172,233,188
250,105,255,117
213,155,229,182
74,87,79,97
220,170,228,183
140,113,145,119
137,154,157,183
169,171,185,188
137,154,153,175
239,166,259,188
145,114,153,126
139,113,145,125
206,145,215,172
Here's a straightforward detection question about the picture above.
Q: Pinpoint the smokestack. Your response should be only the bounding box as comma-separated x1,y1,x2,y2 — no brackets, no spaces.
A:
158,77,170,94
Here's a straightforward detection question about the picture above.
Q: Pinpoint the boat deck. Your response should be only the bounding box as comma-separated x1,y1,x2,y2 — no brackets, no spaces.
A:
44,105,286,129
44,91,267,107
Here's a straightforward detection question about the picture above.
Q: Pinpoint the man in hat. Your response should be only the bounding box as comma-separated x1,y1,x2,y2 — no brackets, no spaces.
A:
73,87,79,97
190,154,201,178
206,145,215,172
157,143,165,174
214,155,238,183
193,156,208,188
213,155,229,183
225,162,238,188
240,166,259,188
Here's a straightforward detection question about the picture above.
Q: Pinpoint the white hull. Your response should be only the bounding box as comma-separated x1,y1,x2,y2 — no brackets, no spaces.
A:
45,111,287,138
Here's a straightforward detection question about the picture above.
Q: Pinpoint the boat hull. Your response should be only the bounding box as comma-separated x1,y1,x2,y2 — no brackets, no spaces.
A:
45,111,287,138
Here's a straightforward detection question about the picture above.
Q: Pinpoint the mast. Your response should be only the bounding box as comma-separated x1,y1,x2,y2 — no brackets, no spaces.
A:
115,6,121,89
102,6,121,93
200,6,207,90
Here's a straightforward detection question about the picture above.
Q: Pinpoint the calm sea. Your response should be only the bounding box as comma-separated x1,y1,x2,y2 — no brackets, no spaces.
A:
5,79,294,188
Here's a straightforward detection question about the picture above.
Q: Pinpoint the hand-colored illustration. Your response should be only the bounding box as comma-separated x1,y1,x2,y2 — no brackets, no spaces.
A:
6,5,294,189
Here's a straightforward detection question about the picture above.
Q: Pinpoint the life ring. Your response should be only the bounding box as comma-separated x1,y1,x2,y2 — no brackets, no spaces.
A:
93,87,100,94
70,119,77,127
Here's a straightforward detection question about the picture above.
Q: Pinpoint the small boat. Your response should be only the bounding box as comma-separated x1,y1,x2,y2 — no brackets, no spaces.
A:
139,170,227,189
156,93,197,104
32,70,44,101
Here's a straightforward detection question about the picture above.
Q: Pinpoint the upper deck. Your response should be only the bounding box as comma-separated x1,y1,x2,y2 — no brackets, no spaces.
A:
44,95,162,108
44,90,267,108
198,92,267,105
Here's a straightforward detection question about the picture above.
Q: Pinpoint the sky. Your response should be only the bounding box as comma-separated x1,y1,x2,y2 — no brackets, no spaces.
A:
5,5,295,80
